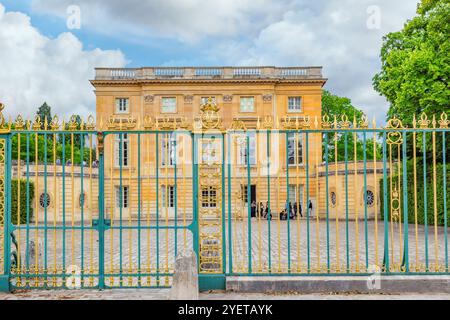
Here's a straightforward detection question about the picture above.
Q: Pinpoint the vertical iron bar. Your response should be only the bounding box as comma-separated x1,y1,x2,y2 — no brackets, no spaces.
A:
325,132,330,272
382,132,389,272
402,131,409,272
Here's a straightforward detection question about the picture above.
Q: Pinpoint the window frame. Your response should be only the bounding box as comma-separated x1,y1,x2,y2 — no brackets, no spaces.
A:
161,134,177,167
114,133,129,168
115,186,129,209
237,133,256,166
115,97,130,114
161,185,175,208
287,132,304,166
287,96,302,113
239,96,255,113
161,97,177,114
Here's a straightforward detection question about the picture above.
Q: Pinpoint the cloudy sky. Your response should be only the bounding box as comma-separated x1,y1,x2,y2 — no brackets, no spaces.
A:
0,0,418,123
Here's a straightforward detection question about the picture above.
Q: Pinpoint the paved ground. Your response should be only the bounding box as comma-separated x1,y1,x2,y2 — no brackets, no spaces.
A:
4,219,449,288
1,289,450,300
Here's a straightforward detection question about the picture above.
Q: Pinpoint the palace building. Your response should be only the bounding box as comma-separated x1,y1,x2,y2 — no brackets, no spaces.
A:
87,66,383,222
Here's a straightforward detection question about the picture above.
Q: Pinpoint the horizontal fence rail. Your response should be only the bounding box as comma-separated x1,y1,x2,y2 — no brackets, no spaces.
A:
0,105,448,290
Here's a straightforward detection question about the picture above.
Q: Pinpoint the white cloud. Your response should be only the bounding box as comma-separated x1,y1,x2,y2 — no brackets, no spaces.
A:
207,0,418,123
0,3,127,120
31,0,297,43
28,0,419,123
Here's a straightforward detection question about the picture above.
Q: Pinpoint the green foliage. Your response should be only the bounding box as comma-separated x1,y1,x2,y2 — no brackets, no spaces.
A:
11,179,35,225
373,0,450,124
11,105,96,165
36,102,52,129
380,163,449,226
322,90,382,161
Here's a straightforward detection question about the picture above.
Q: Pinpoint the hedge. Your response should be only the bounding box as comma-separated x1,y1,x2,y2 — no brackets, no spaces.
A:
380,164,450,226
11,179,35,225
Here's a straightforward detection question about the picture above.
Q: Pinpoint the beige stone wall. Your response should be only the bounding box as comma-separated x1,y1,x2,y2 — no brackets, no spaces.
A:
12,164,99,223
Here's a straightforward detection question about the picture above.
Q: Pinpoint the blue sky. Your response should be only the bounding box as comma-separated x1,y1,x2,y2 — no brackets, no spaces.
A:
0,0,418,122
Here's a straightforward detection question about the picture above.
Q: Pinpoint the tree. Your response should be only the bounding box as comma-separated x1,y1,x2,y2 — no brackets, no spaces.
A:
373,0,450,124
321,90,381,162
36,102,52,129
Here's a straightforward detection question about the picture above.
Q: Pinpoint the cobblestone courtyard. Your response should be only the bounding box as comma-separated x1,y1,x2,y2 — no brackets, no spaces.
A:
7,218,449,286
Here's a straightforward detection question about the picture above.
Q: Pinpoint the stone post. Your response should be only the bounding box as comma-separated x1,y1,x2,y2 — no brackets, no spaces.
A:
170,250,199,300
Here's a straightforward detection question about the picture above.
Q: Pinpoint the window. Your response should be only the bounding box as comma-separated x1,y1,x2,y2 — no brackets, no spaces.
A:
288,185,304,204
287,133,303,165
161,185,175,208
201,96,216,105
115,98,129,114
39,193,51,208
202,187,217,208
161,134,176,166
79,192,86,209
115,186,129,209
240,185,257,204
364,190,375,207
161,97,177,113
237,133,256,166
330,191,337,207
240,97,255,112
288,97,302,112
114,134,129,167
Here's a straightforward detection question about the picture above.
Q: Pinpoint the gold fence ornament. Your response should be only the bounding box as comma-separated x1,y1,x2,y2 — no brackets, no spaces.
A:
50,116,60,131
322,115,332,129
339,114,351,129
230,118,246,131
302,115,311,129
14,115,25,131
359,114,369,129
32,115,42,131
0,103,5,128
418,112,430,129
439,112,449,129
85,115,96,131
261,115,273,130
68,115,78,131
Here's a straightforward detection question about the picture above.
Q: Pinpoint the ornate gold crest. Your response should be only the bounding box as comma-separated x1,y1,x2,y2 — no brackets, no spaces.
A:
200,97,221,130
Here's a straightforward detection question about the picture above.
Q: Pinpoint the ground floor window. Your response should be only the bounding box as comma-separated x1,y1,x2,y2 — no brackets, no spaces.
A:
115,186,129,209
161,185,175,208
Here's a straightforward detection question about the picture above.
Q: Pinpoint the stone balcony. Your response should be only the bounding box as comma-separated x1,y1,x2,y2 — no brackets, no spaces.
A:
94,66,324,81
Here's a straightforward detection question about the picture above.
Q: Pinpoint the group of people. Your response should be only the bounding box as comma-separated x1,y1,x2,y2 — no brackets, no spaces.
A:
249,201,313,220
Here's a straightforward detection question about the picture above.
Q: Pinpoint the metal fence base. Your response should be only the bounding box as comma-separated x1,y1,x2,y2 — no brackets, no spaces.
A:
0,275,10,293
199,274,226,291
226,275,450,294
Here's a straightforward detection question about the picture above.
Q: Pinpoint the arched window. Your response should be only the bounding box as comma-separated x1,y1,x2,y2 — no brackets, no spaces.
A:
364,190,375,207
330,191,337,207
39,193,51,208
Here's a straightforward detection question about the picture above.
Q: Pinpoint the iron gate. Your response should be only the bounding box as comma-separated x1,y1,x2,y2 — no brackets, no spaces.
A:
0,105,449,292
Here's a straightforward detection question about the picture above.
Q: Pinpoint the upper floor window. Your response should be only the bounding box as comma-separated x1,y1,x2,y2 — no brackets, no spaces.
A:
201,96,216,105
114,133,129,167
237,133,256,166
287,133,303,165
240,97,255,112
161,97,177,113
116,98,129,114
288,97,302,112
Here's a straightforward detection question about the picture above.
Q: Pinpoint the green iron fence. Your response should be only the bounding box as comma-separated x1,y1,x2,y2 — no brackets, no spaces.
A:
0,108,449,292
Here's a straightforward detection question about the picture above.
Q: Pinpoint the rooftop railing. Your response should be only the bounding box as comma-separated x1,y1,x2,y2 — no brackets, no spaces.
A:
94,66,324,80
